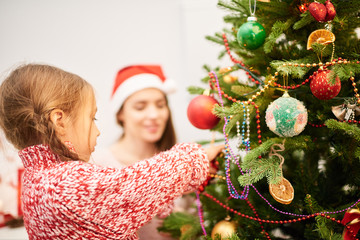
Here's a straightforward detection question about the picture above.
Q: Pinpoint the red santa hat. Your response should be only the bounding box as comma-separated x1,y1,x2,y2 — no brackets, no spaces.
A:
111,65,176,115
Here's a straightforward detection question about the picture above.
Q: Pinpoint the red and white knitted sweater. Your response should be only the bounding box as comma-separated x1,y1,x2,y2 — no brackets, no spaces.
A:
18,143,208,240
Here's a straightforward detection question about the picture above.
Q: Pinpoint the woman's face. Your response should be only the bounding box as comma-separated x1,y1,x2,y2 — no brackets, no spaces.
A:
118,88,170,144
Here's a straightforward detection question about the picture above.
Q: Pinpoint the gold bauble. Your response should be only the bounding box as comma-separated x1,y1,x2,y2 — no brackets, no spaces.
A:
223,75,237,84
180,224,191,234
219,67,232,74
211,220,237,239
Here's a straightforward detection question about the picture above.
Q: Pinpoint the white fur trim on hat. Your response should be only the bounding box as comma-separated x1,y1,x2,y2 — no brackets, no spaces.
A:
111,73,176,117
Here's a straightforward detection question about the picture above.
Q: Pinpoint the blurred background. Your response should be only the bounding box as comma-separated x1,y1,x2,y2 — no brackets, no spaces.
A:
0,0,232,147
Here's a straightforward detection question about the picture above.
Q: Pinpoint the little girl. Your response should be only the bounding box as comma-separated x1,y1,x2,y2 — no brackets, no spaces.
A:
0,64,223,239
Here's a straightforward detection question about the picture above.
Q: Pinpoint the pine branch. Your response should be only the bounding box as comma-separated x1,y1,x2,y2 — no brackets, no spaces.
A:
232,83,256,93
311,43,333,60
270,60,308,79
304,194,323,214
218,50,227,60
325,119,360,141
264,19,296,54
205,35,226,46
332,63,360,81
242,138,275,162
315,215,343,240
223,14,247,24
238,156,283,186
218,0,248,13
355,147,360,160
158,212,201,239
187,86,207,95
293,12,314,30
213,101,254,118
238,136,314,186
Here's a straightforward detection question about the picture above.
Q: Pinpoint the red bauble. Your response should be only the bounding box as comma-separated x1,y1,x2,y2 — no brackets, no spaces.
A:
187,95,220,129
310,70,341,100
308,2,327,22
324,0,336,22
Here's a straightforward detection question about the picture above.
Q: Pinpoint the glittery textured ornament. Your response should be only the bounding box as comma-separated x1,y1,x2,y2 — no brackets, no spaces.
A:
265,92,308,137
187,95,220,129
237,17,266,50
308,2,327,22
310,69,341,100
324,0,336,22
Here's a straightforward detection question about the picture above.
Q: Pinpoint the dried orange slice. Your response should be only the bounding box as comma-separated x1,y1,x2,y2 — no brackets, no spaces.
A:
307,29,335,50
269,177,294,204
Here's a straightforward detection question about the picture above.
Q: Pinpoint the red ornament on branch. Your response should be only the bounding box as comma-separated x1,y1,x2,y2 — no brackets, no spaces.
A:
308,0,336,22
308,2,327,22
324,0,336,21
341,208,360,240
187,94,220,129
310,69,341,100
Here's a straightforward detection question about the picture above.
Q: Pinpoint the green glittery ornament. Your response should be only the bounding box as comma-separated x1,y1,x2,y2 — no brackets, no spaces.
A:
265,92,308,137
237,17,266,50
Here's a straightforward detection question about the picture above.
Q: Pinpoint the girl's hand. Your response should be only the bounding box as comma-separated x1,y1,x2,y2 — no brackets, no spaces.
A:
204,145,224,162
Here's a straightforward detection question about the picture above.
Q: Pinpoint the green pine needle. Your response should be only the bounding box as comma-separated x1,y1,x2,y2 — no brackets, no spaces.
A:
264,19,295,54
325,119,360,141
293,12,314,30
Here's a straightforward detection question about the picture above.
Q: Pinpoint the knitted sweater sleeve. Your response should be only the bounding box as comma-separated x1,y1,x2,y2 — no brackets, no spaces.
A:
53,142,208,237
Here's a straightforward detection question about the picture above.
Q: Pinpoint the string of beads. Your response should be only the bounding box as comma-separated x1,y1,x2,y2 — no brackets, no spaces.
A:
202,191,359,240
195,191,207,236
209,72,264,144
210,56,360,218
350,76,360,105
196,32,360,239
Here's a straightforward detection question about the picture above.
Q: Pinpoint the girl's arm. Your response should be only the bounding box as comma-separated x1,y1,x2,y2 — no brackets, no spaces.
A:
53,142,208,237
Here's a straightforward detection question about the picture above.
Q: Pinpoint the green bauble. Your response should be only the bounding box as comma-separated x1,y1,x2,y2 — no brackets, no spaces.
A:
237,17,266,50
265,92,308,137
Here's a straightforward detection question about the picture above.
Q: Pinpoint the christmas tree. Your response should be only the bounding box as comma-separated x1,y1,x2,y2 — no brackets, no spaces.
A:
160,0,360,239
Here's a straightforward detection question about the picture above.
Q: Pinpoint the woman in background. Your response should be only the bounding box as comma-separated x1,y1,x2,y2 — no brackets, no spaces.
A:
93,65,180,239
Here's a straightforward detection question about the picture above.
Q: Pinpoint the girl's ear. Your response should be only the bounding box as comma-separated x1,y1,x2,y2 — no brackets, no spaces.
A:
49,109,67,136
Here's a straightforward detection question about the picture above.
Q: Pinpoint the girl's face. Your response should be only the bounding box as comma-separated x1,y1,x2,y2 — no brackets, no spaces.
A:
65,92,100,161
118,88,169,144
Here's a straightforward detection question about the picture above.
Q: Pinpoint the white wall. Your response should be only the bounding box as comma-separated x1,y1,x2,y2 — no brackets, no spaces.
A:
0,0,231,147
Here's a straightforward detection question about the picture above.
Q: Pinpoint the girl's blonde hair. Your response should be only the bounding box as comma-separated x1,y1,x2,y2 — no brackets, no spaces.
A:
0,64,93,161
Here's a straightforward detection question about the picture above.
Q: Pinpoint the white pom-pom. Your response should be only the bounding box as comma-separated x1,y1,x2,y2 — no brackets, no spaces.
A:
162,78,177,94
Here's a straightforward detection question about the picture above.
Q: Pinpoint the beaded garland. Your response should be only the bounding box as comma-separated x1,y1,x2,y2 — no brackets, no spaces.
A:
350,76,360,104
212,71,250,200
209,172,360,219
195,191,207,236
235,102,251,151
210,69,360,214
202,191,359,240
195,32,360,239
